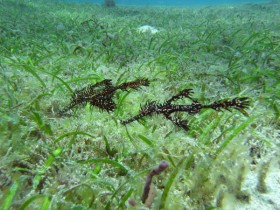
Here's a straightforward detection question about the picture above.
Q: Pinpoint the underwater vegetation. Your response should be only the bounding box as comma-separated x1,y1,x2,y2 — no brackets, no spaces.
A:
0,0,279,209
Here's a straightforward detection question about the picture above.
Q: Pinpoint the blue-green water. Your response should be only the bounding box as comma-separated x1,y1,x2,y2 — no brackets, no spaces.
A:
65,0,269,6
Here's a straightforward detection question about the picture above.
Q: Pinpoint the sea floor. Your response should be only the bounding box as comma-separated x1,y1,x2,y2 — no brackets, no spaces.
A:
234,162,280,210
0,0,279,209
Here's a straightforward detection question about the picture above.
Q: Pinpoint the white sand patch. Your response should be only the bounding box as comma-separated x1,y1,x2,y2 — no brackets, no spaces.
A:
237,162,280,210
138,25,159,34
